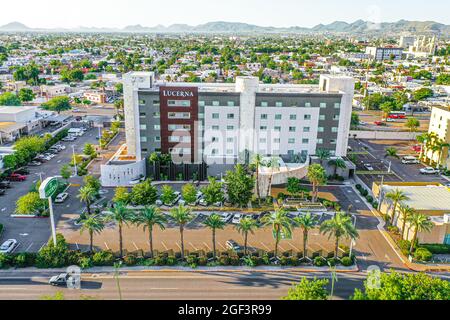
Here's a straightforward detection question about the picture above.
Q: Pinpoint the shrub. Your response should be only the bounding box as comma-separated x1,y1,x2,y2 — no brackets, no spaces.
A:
0,253,13,269
313,256,327,267
366,195,373,203
420,244,450,254
0,223,3,234
154,255,167,266
387,226,400,234
341,256,354,266
356,184,362,190
92,251,115,266
166,255,177,266
186,255,198,266
280,256,290,266
414,248,433,262
36,234,69,268
13,252,36,268
219,256,231,266
198,256,208,266
123,254,137,266
79,256,93,269
327,258,338,267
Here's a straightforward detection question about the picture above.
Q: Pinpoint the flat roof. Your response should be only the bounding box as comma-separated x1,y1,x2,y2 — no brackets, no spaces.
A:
382,185,450,211
0,106,36,114
0,122,26,133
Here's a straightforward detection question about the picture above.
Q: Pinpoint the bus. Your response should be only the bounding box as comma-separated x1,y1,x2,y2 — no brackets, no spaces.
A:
388,111,406,119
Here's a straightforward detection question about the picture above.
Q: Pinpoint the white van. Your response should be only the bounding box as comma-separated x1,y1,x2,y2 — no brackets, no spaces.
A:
402,156,419,164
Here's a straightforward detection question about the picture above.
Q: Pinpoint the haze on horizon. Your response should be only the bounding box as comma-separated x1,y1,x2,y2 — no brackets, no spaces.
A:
0,0,449,29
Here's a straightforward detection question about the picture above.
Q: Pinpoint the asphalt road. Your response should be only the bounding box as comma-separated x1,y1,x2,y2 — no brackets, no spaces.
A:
0,270,366,300
0,127,99,252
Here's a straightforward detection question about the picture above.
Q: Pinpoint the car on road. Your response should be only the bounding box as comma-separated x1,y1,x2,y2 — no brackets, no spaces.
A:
374,121,386,126
29,161,42,166
0,189,5,196
402,156,420,164
231,213,242,224
363,163,374,171
55,192,69,203
220,213,233,223
225,240,241,252
420,167,440,175
49,273,71,286
0,181,11,188
7,173,26,182
0,239,18,254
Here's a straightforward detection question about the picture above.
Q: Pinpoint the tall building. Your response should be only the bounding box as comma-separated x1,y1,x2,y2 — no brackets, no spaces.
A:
424,105,450,169
101,72,354,186
365,46,403,61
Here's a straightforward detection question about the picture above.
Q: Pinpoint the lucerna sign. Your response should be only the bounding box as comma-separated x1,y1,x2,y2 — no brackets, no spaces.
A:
162,90,195,98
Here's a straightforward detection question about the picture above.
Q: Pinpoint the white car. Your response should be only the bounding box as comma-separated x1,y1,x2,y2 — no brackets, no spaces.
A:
231,213,242,224
198,198,208,206
420,167,440,175
402,156,420,164
129,177,145,185
0,239,18,254
364,163,374,171
220,213,233,223
55,192,69,203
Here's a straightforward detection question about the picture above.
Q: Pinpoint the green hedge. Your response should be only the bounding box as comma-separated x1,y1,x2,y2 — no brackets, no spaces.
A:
419,244,450,254
0,223,3,235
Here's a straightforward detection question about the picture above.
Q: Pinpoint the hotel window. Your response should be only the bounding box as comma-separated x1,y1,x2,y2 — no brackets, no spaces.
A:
226,149,234,155
212,125,219,131
303,127,310,132
139,99,146,106
140,136,147,142
275,114,282,120
330,139,337,145
320,103,327,108
332,127,338,133
289,127,296,132
154,136,161,142
290,114,296,120
212,113,219,119
319,115,325,120
304,114,311,120
198,101,205,107
227,114,235,119
259,138,267,143
154,125,161,130
260,126,267,131
275,102,283,107
153,112,160,118
261,114,268,120
140,124,147,130
261,101,268,107
302,138,309,144
274,126,281,132
334,103,341,109
211,137,219,142
168,100,190,107
288,138,295,144
227,137,234,143
139,112,146,118
317,138,323,144
273,138,281,143
212,101,220,107
168,124,190,131
153,100,160,106
333,115,340,120
168,112,191,119
227,125,234,131
211,149,219,155
169,136,180,143
227,101,235,107
305,102,311,108
288,150,295,156
198,113,204,119
318,127,324,132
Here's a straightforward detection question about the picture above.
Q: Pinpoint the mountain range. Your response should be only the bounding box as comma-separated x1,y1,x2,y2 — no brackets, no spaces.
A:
0,20,449,35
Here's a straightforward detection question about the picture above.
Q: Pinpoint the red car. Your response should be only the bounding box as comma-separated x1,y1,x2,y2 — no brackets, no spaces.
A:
374,121,386,126
7,173,27,182
412,145,422,153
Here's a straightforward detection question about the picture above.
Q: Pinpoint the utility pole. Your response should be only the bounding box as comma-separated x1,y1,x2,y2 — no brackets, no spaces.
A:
72,145,78,176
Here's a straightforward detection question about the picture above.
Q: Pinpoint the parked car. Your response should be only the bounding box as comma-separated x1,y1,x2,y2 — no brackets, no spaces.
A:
0,239,18,254
49,273,70,286
220,213,234,223
55,192,69,203
14,168,30,175
0,181,11,188
198,198,208,207
29,161,42,166
55,144,66,151
231,213,242,224
420,167,440,175
411,145,422,153
256,211,271,223
7,173,26,182
165,192,181,207
402,156,420,164
374,121,386,126
44,153,56,159
129,177,145,185
225,240,241,252
363,163,374,171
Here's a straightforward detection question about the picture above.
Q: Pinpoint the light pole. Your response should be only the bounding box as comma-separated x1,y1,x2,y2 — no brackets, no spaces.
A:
72,145,78,177
377,175,385,211
39,177,59,246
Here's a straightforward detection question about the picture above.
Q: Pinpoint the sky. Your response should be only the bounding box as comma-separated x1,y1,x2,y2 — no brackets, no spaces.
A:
0,0,448,29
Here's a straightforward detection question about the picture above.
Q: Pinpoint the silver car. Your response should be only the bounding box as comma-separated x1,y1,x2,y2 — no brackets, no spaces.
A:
0,239,18,254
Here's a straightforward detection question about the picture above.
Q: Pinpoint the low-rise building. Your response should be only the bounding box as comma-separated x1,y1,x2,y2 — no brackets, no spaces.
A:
83,90,107,104
365,46,403,61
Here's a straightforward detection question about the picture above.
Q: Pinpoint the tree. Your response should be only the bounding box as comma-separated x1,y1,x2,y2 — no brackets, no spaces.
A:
380,101,394,120
41,96,71,114
0,92,21,106
436,73,450,85
18,88,35,102
405,118,420,132
160,185,176,205
398,205,415,239
84,175,101,196
283,277,329,300
320,212,358,259
235,217,258,255
15,192,45,215
77,185,97,215
262,209,292,259
203,214,226,260
307,164,327,203
316,149,331,166
351,112,360,127
385,147,400,159
251,154,264,201
293,213,318,260
80,215,105,253
434,140,450,169
328,158,346,177
133,206,166,258
169,205,194,260
60,164,72,181
110,202,132,257
60,68,84,83
83,143,97,157
181,184,197,205
201,177,225,205
385,189,409,225
407,213,434,254
264,157,280,198
130,179,158,206
225,165,255,208
352,272,450,300
113,187,131,205
412,88,433,102
286,177,303,198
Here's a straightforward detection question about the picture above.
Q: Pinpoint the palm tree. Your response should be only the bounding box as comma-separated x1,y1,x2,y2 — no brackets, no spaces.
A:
265,157,280,198
110,202,132,258
385,147,399,159
235,217,258,255
133,206,167,258
434,140,450,169
77,185,96,216
293,213,318,260
328,158,346,177
80,215,105,253
316,149,331,166
407,213,434,254
251,154,264,202
416,133,429,160
170,205,194,260
320,212,359,259
203,214,226,260
385,189,409,225
307,164,327,203
398,204,415,239
261,209,292,260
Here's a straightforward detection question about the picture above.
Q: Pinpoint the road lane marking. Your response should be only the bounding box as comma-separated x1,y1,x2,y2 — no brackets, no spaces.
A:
161,241,169,251
1,208,6,212
189,242,198,251
104,242,110,250
132,242,139,250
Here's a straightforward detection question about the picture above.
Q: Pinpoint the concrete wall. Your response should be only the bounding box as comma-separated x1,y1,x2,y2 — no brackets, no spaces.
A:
100,159,146,187
350,130,420,140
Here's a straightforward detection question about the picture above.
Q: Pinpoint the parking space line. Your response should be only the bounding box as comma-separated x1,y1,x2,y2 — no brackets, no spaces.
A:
132,242,139,250
38,243,46,251
260,242,271,251
287,242,300,251
75,242,79,250
317,243,329,252
175,242,182,250
218,242,227,250
104,242,110,250
189,242,198,251
278,244,287,252
161,241,169,251
203,242,211,250
25,243,33,252
247,241,255,249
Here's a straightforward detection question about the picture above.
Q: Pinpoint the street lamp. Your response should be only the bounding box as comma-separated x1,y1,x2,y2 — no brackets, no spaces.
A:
72,145,78,177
